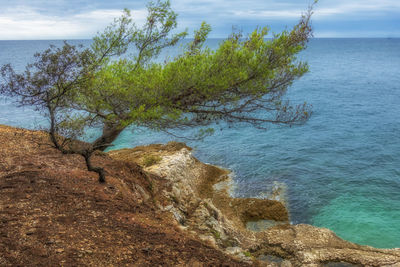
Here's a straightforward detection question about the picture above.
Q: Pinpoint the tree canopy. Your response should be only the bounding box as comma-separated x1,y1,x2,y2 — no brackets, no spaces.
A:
0,0,315,183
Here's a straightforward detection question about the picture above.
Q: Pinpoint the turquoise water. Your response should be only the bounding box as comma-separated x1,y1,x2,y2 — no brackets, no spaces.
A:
1,39,400,248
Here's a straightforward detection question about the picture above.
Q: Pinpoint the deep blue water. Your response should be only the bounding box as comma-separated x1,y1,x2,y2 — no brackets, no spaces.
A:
1,39,400,248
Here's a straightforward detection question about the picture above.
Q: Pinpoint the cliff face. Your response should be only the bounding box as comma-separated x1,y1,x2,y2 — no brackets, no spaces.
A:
110,143,400,267
1,124,400,266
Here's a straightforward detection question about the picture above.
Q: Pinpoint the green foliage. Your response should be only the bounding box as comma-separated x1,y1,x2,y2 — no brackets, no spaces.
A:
243,251,252,258
211,229,221,240
91,9,135,60
72,1,314,140
143,155,162,167
187,21,212,54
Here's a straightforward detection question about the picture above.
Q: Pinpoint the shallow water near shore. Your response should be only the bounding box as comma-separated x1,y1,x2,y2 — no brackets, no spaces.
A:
1,38,400,248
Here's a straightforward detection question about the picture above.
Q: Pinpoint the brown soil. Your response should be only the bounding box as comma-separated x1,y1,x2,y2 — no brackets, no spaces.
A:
0,125,249,266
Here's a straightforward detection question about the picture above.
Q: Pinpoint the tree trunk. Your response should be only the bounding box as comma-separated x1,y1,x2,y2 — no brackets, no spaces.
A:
92,123,126,152
81,123,125,183
82,151,106,183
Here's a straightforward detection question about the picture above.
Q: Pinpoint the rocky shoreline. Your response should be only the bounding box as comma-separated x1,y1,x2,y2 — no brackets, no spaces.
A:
110,143,400,266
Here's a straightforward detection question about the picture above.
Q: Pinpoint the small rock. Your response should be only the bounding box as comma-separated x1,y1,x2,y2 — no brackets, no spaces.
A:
198,235,217,247
177,225,188,231
225,246,242,255
55,248,64,253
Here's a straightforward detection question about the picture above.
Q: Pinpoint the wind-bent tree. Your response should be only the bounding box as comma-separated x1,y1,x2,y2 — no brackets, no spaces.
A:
0,0,315,183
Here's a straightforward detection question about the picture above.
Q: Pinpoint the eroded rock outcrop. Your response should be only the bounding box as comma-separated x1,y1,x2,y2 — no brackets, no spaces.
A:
109,143,400,267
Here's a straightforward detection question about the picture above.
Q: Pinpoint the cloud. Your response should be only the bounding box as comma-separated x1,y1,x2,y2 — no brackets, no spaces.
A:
232,10,302,19
171,0,400,37
172,0,400,20
0,6,147,40
314,1,400,19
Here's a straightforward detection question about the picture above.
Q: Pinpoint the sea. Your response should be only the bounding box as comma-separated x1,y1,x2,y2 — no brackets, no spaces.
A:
1,38,399,248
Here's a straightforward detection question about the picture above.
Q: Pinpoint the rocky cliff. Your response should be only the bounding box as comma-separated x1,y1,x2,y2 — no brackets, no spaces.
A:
110,143,400,267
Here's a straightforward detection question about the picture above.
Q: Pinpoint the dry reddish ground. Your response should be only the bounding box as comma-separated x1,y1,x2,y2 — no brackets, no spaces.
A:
0,125,248,266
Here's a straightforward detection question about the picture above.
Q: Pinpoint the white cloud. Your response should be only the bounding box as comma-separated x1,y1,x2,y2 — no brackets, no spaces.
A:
174,0,400,21
232,10,302,19
313,1,400,19
0,7,147,40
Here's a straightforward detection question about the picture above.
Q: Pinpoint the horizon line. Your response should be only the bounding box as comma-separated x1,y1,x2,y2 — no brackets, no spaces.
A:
1,37,399,41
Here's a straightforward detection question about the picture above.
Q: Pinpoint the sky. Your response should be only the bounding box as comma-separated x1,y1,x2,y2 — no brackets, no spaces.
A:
0,0,399,40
